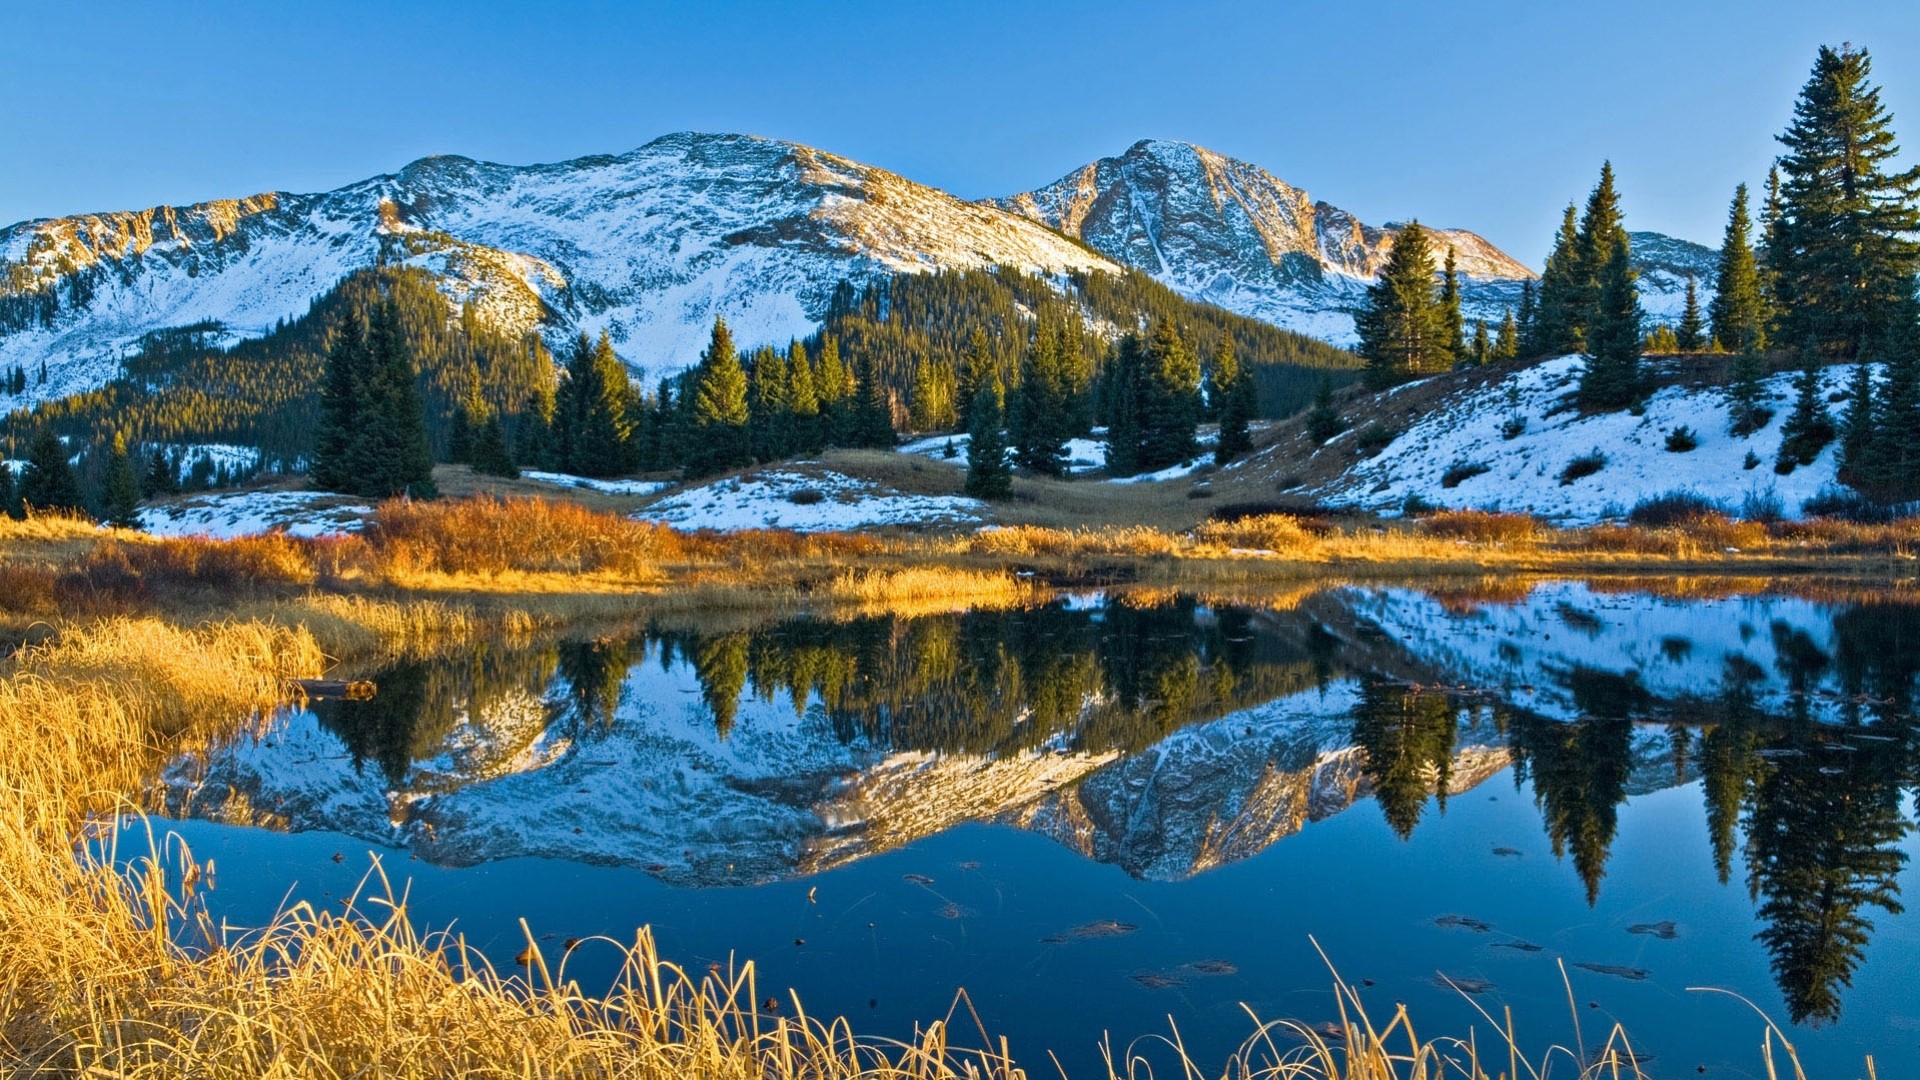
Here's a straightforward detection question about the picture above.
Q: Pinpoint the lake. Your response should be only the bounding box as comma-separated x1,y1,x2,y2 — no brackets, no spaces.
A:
143,581,1920,1077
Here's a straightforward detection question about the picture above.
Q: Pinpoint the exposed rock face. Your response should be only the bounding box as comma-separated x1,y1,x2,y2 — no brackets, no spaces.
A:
993,140,1537,344
0,132,1119,406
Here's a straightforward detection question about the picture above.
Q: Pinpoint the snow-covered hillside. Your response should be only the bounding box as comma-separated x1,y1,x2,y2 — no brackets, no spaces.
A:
1,132,1120,406
1311,355,1843,522
1629,230,1719,323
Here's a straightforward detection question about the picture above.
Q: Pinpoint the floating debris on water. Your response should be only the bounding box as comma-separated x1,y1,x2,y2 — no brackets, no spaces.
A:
1492,940,1544,952
939,902,966,920
902,873,935,886
1184,959,1239,975
1435,914,1496,932
1434,974,1496,994
1131,971,1186,989
1628,920,1678,940
1067,919,1139,938
1492,846,1523,857
1575,962,1651,981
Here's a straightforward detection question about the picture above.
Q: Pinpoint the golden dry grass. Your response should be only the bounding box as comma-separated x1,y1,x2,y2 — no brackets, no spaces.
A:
0,527,1853,1077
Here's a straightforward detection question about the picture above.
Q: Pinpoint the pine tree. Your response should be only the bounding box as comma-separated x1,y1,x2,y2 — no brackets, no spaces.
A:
1493,309,1519,362
686,319,751,478
1578,235,1644,411
1469,320,1491,366
446,405,475,464
311,310,369,493
101,431,141,528
849,352,896,448
1440,247,1465,362
779,341,817,453
1304,374,1346,444
1726,347,1775,436
1013,322,1071,476
1213,333,1256,465
1357,220,1451,387
1103,334,1146,478
747,345,793,462
1676,279,1706,351
1139,318,1202,470
1514,279,1538,355
556,332,636,477
0,462,15,521
1534,204,1588,355
954,326,994,432
964,375,1013,500
354,300,438,498
1772,45,1920,360
1838,360,1880,486
1775,357,1835,473
1711,184,1770,354
472,415,519,478
19,427,83,513
142,446,176,498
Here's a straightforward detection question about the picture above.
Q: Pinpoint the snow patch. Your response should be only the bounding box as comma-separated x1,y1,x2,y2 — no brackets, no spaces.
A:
637,469,982,532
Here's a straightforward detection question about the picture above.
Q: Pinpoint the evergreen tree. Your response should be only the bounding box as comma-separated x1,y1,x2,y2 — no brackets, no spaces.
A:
0,462,15,521
555,332,636,477
1103,334,1145,478
1139,318,1202,470
142,446,176,498
1851,299,1920,497
19,427,83,513
1711,184,1770,354
472,415,519,479
1213,332,1256,465
1304,374,1346,444
311,311,369,493
813,335,853,446
1533,204,1587,354
907,360,957,433
1726,346,1775,436
1013,322,1071,476
849,352,896,448
964,375,1013,499
1676,278,1706,351
1775,357,1836,472
1577,235,1644,411
747,345,793,462
1838,361,1880,485
353,300,438,498
1440,247,1465,361
1772,45,1920,360
101,431,141,528
446,405,475,464
787,341,823,452
1514,279,1538,355
1469,319,1491,366
686,319,751,478
1357,220,1451,387
1493,309,1519,362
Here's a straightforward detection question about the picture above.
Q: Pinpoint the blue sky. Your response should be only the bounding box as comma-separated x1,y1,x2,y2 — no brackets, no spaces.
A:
3,1,1916,263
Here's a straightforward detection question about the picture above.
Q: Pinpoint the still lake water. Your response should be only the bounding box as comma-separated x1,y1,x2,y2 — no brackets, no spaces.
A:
148,582,1920,1077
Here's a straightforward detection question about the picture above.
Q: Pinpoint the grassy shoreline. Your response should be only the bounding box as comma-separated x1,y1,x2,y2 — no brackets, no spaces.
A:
0,498,1871,1076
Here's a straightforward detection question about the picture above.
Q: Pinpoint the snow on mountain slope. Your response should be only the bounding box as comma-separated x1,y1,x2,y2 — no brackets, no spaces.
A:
1,132,1120,405
994,140,1536,345
1629,230,1719,323
1309,355,1842,522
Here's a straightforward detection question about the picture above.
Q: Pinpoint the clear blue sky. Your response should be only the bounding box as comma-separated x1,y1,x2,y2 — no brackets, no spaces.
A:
3,1,1916,264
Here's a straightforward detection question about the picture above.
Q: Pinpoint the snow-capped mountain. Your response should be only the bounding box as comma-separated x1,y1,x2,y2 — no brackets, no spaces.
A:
1629,229,1719,323
992,140,1537,344
0,132,1119,405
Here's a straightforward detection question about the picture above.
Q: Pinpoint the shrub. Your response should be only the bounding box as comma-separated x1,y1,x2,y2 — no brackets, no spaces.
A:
1743,450,1762,470
1627,491,1728,527
1193,513,1313,552
368,497,684,577
1402,493,1436,515
1558,451,1607,485
1416,511,1543,543
1440,462,1490,488
1740,486,1785,524
787,488,825,506
1500,415,1528,440
1355,424,1401,456
1665,425,1698,452
1800,485,1920,523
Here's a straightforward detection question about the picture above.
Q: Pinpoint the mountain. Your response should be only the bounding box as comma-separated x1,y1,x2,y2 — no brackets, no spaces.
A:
992,140,1537,344
1629,229,1719,322
0,132,1120,408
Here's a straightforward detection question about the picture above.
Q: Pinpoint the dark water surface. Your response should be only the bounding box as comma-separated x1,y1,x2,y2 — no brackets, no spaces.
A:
147,582,1920,1077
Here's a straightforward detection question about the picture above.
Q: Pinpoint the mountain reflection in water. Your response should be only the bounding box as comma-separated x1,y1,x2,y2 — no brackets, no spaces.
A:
159,583,1920,1031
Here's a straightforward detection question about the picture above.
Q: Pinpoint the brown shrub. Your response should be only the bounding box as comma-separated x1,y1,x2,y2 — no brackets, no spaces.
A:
1192,514,1314,553
368,497,683,577
1415,511,1544,544
62,535,318,604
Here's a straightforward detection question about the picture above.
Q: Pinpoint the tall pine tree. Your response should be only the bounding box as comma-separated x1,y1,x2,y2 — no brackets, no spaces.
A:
964,374,1013,499
1710,183,1770,354
1213,332,1256,465
20,427,84,513
1676,279,1706,351
686,319,751,478
1577,235,1644,411
101,431,141,528
1358,221,1451,387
